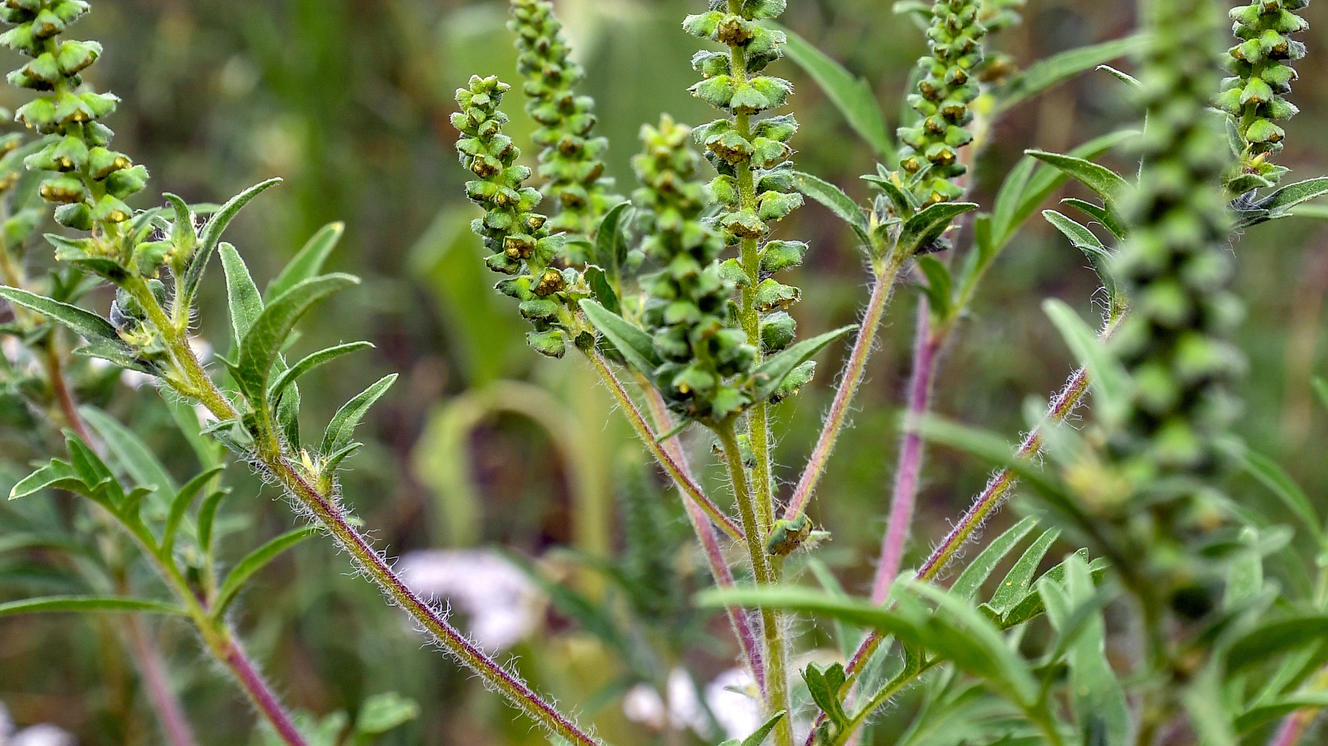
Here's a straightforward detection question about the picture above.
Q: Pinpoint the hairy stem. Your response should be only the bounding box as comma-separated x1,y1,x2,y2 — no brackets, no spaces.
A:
639,382,766,694
717,421,792,746
587,351,745,542
786,257,905,519
871,302,942,603
133,288,601,746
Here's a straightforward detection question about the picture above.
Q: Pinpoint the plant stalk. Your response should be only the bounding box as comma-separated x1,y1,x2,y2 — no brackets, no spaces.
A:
717,421,792,746
785,257,904,520
639,382,766,694
586,351,745,542
871,301,942,603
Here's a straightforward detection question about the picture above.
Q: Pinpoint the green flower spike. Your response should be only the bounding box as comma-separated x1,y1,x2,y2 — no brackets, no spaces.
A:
1108,0,1243,618
633,115,755,421
897,0,987,204
684,0,812,403
0,0,147,241
453,74,579,359
509,0,620,241
1217,0,1309,187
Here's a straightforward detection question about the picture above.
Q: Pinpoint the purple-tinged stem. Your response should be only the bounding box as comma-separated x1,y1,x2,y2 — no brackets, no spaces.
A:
1269,665,1328,746
640,385,767,695
801,361,1099,746
126,616,199,746
587,352,745,542
871,301,941,604
221,638,306,746
785,260,904,520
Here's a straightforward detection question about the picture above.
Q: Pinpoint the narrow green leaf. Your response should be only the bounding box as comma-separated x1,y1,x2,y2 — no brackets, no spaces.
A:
1097,64,1141,89
1235,693,1328,733
184,178,282,303
776,25,892,161
212,526,320,617
1043,299,1126,410
163,465,225,554
72,340,158,375
234,274,359,400
986,528,1061,613
197,489,229,554
0,595,187,617
1314,377,1328,411
751,325,856,401
266,221,345,302
1026,150,1128,206
915,255,952,317
1226,615,1328,673
9,459,82,500
1061,198,1127,240
897,202,978,256
268,341,374,402
791,171,871,248
592,202,631,271
583,266,621,316
0,286,121,345
992,129,1138,251
579,299,661,378
994,36,1145,115
1254,177,1328,217
1235,447,1323,545
219,242,264,351
79,406,177,496
1042,210,1117,302
951,516,1038,600
321,374,397,455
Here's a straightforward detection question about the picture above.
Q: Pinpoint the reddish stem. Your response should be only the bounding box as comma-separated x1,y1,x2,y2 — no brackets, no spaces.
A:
221,638,307,746
871,302,941,604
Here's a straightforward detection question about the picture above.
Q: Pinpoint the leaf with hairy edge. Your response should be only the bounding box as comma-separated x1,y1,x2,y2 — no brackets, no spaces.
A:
791,171,870,248
162,465,225,554
9,459,83,500
1061,198,1127,240
803,663,849,728
994,36,1145,115
162,193,197,259
268,342,374,403
580,299,661,378
776,25,892,161
183,178,282,305
1042,210,1117,303
219,243,264,351
1238,177,1328,228
234,274,359,401
985,528,1061,614
321,374,398,455
951,516,1038,600
266,221,345,302
1026,150,1128,207
0,596,188,617
751,325,856,401
72,341,158,375
211,527,320,617
583,266,621,316
1043,300,1126,412
79,406,177,497
897,202,978,256
0,287,123,346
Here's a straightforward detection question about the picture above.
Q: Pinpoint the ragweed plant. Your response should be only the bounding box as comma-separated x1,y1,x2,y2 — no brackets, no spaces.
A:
4,0,1328,745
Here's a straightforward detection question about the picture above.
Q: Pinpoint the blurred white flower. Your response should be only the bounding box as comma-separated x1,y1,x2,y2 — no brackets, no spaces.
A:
621,667,761,741
0,703,75,746
396,549,540,650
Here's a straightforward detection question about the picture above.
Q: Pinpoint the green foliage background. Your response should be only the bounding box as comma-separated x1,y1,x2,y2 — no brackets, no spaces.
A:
0,0,1325,743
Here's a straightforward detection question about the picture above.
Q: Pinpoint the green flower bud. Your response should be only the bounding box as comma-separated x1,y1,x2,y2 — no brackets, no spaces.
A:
896,0,987,203
1221,0,1310,189
508,0,620,239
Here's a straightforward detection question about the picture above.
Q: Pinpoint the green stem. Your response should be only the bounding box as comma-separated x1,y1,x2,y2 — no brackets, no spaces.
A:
717,420,792,746
135,286,601,746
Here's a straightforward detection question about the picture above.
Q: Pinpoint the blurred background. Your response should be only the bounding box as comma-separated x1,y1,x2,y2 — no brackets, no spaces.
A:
0,0,1325,743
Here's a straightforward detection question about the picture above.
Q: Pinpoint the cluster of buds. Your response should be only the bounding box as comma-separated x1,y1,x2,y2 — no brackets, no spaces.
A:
0,0,147,244
684,0,812,401
897,0,987,203
453,75,579,358
1108,0,1244,617
508,0,620,241
633,116,755,421
1216,0,1310,186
